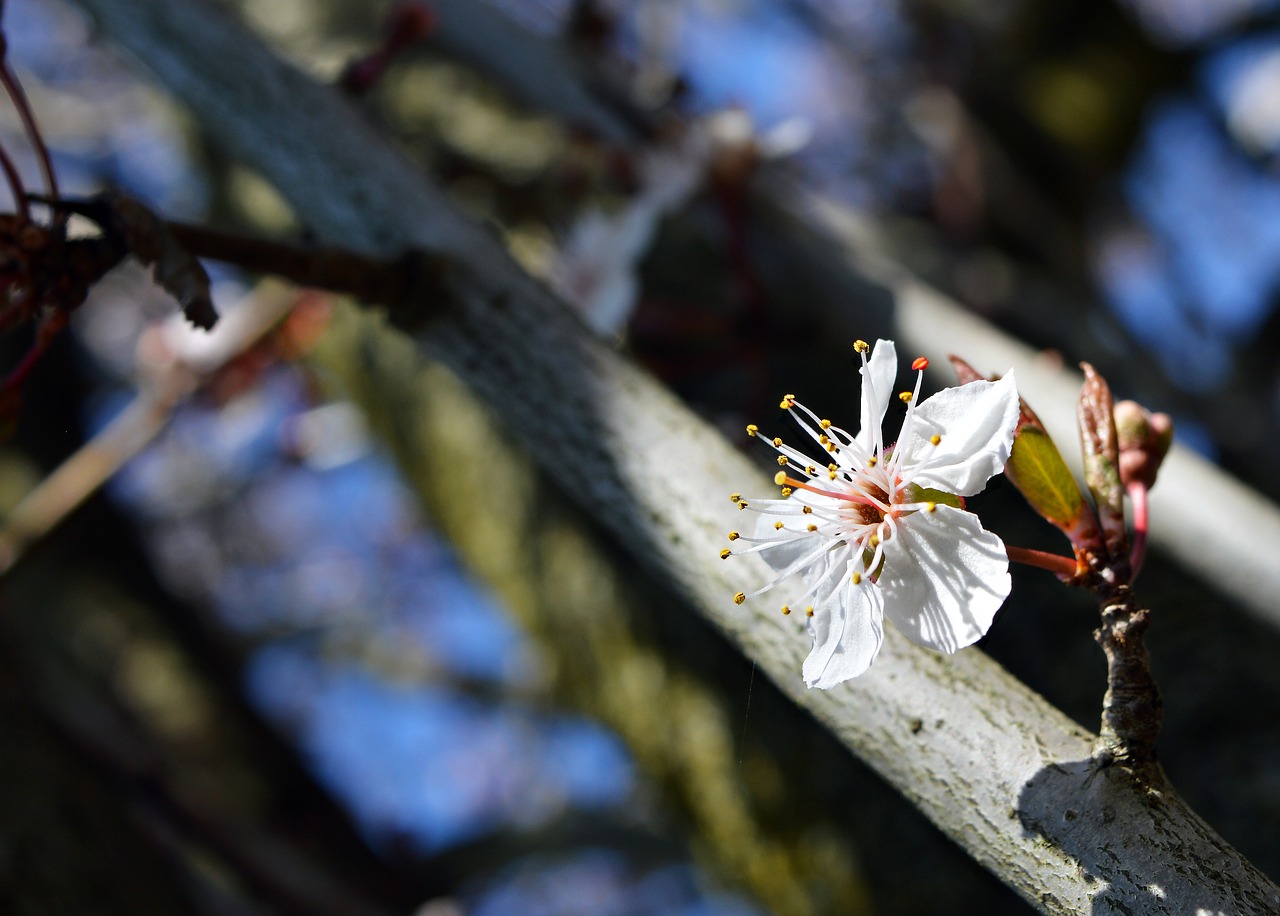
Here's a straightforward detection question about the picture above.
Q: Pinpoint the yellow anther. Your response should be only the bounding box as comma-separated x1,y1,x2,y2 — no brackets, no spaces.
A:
807,523,817,532
781,487,793,497
827,443,837,452
772,437,783,447
820,419,832,429
828,463,838,472
728,531,740,541
853,340,869,353
869,534,879,548
774,471,788,485
926,502,937,513
738,500,749,510
734,592,746,605
930,434,941,446
805,465,816,475
729,493,741,503
781,605,792,616
899,391,913,403
777,455,789,466
746,424,759,436
802,506,813,514
818,434,830,445
779,394,795,409
720,549,732,559
805,606,815,617
851,572,862,585
774,521,785,530
868,455,877,466
828,470,837,480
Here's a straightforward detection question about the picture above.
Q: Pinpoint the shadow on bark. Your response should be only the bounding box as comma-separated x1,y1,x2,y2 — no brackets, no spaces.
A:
1018,759,1273,915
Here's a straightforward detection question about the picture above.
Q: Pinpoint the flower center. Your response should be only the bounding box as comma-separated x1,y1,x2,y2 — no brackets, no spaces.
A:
849,482,889,526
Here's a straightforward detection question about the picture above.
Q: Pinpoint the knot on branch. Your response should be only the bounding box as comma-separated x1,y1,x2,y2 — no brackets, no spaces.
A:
1093,585,1162,769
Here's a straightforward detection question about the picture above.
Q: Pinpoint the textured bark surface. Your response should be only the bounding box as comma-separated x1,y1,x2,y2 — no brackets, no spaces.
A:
69,0,1280,911
1093,587,1162,767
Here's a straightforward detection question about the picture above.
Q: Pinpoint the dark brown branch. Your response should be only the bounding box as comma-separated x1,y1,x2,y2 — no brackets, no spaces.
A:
165,221,452,320
1092,584,1162,769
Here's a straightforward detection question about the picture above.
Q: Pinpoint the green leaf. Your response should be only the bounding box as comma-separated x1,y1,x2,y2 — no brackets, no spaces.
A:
905,485,965,510
1006,425,1088,533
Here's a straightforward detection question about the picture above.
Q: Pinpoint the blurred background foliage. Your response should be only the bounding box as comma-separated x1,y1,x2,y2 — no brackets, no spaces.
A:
2,0,1280,913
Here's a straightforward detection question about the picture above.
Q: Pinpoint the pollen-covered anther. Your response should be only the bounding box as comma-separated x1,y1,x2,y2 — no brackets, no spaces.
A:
720,549,732,559
738,500,749,510
805,465,816,475
777,456,789,467
925,502,937,513
772,437,783,447
727,531,740,541
820,419,832,429
912,356,929,371
853,340,869,353
774,471,787,486
818,434,830,445
867,455,877,466
746,424,759,437
802,506,813,514
851,572,862,585
828,469,837,480
779,394,796,409
774,521,785,530
930,434,941,446
781,487,793,497
899,391,913,403
734,592,746,605
781,605,791,616
729,493,741,503
807,523,817,532
805,606,815,617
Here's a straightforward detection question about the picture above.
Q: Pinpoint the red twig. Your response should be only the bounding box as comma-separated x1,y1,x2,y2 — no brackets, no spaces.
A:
0,56,59,205
0,139,30,218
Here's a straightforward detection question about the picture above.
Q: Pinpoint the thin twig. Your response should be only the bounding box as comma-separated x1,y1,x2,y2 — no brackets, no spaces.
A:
0,284,297,577
0,51,60,202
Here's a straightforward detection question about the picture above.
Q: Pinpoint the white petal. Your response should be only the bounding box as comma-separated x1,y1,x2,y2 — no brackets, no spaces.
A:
876,506,1010,654
857,339,897,451
900,372,1019,496
803,574,885,688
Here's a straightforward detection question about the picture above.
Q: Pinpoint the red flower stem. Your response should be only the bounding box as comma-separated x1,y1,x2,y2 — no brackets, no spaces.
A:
1128,481,1149,580
1006,544,1077,577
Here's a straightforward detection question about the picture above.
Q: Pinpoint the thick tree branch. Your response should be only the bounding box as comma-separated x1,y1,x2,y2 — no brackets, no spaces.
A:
68,1,1280,912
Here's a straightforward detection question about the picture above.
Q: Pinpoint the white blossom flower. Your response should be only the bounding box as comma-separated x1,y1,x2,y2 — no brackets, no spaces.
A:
725,339,1019,688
